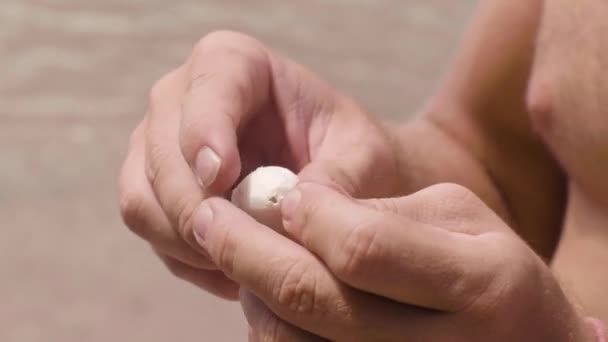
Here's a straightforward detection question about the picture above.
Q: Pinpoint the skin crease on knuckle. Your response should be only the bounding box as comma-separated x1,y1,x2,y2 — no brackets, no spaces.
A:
271,261,320,317
173,194,200,240
119,173,153,240
118,189,148,238
190,31,269,94
144,140,169,193
334,217,381,283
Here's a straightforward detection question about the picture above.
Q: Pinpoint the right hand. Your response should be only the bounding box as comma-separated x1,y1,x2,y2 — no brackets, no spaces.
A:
118,31,403,300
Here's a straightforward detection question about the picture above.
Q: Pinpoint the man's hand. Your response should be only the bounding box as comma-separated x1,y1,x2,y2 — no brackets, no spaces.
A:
192,183,590,341
118,31,402,299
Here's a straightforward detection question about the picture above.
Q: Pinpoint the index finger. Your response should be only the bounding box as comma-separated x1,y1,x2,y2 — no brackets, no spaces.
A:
180,31,271,193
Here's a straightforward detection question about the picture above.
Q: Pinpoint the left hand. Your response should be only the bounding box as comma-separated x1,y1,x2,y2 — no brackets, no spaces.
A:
192,182,589,341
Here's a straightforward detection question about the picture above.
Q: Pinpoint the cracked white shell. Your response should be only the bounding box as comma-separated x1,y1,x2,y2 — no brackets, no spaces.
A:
231,166,298,232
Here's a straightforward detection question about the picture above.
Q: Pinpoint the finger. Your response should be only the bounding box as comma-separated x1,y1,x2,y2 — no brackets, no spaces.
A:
191,197,417,341
156,252,239,301
145,67,207,251
361,183,509,235
240,290,326,342
119,120,214,268
281,182,496,312
241,285,459,342
180,31,272,193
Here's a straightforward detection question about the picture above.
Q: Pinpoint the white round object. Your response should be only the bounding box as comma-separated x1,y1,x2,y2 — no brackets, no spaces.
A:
231,166,299,232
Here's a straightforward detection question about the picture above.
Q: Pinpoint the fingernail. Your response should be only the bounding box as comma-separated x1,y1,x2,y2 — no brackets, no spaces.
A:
281,189,301,225
193,203,213,247
194,147,221,187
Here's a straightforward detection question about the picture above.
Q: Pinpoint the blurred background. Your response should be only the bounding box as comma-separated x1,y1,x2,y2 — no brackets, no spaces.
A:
1,1,476,341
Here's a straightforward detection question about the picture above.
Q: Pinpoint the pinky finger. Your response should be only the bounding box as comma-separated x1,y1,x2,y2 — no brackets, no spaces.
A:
156,251,240,300
240,290,327,342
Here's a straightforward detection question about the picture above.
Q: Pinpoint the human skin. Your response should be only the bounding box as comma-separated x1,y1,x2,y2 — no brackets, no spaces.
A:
528,0,608,323
118,30,404,299
196,182,588,341
118,0,607,340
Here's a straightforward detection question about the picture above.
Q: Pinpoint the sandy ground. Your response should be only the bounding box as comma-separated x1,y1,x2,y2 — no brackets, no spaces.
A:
0,1,475,341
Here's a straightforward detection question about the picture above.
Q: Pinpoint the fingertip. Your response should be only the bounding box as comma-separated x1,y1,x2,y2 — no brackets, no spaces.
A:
193,146,221,188
210,140,242,195
180,111,242,194
192,201,214,248
280,188,301,224
189,140,242,196
281,182,348,239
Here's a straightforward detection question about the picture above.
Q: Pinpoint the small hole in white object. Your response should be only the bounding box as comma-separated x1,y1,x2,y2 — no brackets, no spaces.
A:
269,195,279,205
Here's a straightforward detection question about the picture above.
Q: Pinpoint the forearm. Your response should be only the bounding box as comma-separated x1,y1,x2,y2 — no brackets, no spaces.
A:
397,0,566,259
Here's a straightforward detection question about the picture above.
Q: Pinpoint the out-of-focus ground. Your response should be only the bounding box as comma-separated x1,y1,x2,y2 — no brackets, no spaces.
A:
0,1,475,341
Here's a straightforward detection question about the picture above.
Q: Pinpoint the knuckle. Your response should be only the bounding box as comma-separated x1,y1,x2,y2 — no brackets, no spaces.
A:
194,30,265,60
365,197,400,213
296,184,334,228
147,68,183,110
118,189,149,237
148,76,169,108
435,182,473,198
444,263,493,313
334,219,380,281
271,262,320,316
256,312,285,342
127,122,144,149
174,195,199,240
323,164,360,196
190,30,269,92
433,183,482,208
458,236,529,316
144,141,170,186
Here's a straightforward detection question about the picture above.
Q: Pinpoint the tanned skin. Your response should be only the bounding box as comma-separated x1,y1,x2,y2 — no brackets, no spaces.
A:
119,0,607,339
